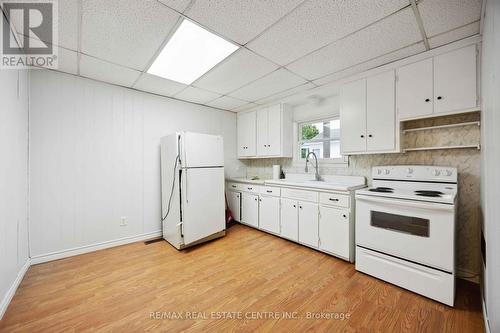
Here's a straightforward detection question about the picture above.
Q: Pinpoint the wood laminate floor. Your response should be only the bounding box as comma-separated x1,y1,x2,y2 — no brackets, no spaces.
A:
0,224,484,332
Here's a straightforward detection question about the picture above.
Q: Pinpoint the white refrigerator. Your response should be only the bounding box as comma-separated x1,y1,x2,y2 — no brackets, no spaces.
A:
160,132,226,249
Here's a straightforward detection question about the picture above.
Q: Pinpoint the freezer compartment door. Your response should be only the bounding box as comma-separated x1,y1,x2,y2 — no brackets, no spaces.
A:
181,167,225,245
181,132,224,168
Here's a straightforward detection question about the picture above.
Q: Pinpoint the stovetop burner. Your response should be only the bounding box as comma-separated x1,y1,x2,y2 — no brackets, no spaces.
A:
369,187,394,193
414,190,444,197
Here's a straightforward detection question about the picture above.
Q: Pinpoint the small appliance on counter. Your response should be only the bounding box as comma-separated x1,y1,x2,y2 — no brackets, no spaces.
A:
272,165,281,180
355,165,458,306
160,131,226,250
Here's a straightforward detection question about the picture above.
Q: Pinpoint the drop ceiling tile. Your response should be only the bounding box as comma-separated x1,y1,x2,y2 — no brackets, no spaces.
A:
54,47,79,75
80,55,142,87
313,42,426,85
229,68,308,101
255,82,316,105
233,102,261,112
247,0,409,66
134,73,187,96
185,0,304,44
174,86,222,104
157,0,192,13
81,0,180,70
57,0,79,50
418,0,482,37
428,21,480,48
286,8,422,80
32,46,78,75
192,48,279,94
207,96,248,111
6,0,79,50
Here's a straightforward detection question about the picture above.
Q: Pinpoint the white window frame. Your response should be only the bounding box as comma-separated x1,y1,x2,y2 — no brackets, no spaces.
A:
293,116,348,167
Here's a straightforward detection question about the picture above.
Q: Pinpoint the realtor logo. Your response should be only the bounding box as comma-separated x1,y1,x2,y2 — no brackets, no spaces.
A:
0,0,58,69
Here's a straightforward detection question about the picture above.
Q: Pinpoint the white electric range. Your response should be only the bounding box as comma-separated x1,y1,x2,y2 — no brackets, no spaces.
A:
355,165,457,306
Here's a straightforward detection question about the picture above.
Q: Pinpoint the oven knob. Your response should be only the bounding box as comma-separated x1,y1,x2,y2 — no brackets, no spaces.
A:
445,170,453,176
434,169,441,176
377,169,382,175
407,167,413,174
384,169,390,175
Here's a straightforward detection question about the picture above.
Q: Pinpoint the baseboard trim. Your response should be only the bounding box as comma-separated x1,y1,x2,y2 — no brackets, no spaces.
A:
0,259,31,320
30,231,162,265
483,297,490,333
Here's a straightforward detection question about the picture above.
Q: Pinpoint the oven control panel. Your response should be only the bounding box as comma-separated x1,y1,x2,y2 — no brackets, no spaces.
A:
372,166,457,182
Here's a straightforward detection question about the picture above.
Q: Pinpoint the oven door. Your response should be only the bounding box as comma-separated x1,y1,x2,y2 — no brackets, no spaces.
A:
356,194,455,272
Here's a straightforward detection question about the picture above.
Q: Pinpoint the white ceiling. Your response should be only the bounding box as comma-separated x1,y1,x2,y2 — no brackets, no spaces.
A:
12,0,483,112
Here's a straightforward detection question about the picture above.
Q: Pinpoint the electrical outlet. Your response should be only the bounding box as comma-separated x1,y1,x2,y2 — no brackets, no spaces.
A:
120,216,127,226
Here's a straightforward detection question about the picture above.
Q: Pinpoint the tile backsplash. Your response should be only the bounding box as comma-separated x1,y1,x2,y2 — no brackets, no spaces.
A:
242,112,481,281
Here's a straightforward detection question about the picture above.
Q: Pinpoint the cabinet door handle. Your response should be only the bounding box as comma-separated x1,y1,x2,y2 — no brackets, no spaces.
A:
437,96,443,100
299,206,303,209
360,135,364,138
343,214,347,218
247,187,253,190
425,98,430,102
329,198,339,202
259,199,262,202
368,134,372,138
266,190,272,193
293,204,296,208
254,198,258,201
231,185,237,188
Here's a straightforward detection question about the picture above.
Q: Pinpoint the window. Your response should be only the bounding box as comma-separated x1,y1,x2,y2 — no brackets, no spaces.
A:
298,117,346,163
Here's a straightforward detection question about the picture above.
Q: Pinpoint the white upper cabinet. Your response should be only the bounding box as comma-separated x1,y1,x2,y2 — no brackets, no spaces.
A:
341,70,397,155
434,45,477,115
397,45,478,120
340,79,367,154
366,70,396,152
238,103,293,159
397,58,434,120
237,110,256,157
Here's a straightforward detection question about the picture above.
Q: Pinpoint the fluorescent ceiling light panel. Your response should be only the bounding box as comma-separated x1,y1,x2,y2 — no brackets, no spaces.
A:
147,19,239,85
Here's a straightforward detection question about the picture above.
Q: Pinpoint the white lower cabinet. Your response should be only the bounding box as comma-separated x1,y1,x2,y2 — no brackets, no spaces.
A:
259,195,280,234
280,198,299,241
228,181,356,262
241,192,259,228
319,206,350,259
227,190,241,222
298,201,319,248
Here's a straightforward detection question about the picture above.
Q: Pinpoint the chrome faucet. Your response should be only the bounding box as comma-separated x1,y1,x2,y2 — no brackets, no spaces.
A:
305,151,322,181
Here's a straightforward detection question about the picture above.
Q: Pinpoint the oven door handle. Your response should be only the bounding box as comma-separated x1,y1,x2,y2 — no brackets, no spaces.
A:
356,194,455,212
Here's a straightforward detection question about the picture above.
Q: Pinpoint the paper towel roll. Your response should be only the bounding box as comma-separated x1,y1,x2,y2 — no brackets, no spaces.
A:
273,165,281,180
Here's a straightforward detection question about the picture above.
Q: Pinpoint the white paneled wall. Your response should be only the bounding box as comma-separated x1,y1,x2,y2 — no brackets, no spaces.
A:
0,69,29,318
481,0,500,331
29,70,243,259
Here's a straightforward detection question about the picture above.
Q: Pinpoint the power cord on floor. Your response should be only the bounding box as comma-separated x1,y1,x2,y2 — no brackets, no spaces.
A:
162,155,180,222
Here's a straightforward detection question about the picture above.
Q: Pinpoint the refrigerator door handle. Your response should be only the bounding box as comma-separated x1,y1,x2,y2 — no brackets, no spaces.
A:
185,169,188,203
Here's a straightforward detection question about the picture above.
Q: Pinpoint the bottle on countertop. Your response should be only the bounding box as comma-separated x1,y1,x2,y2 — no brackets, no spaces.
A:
280,170,285,179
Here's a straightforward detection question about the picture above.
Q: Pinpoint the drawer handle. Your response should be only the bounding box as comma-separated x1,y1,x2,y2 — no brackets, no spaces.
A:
231,185,236,188
293,205,296,208
299,206,303,209
248,187,253,190
329,198,339,202
266,190,272,193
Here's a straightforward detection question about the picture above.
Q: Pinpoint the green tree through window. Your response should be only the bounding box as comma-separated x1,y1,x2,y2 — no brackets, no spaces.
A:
301,124,319,140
